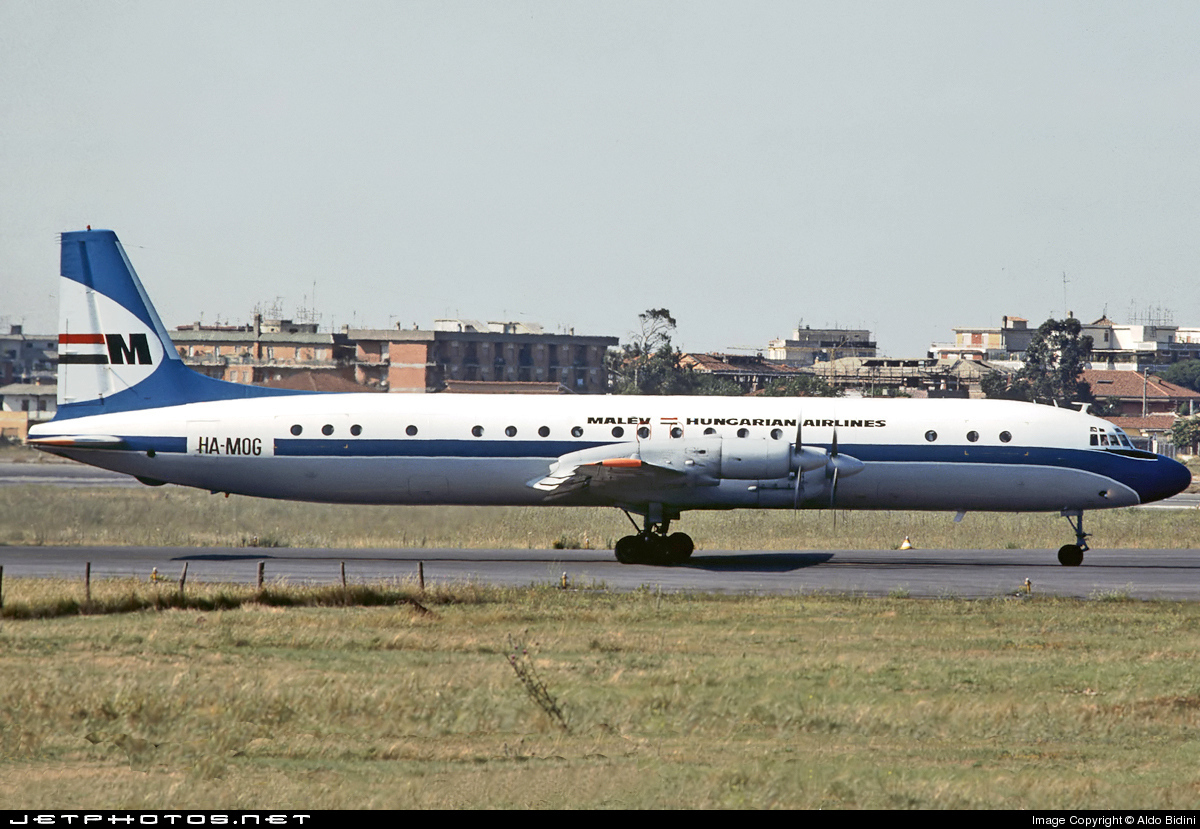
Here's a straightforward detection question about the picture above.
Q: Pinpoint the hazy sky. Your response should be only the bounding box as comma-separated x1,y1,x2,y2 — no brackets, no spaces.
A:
3,1,1198,357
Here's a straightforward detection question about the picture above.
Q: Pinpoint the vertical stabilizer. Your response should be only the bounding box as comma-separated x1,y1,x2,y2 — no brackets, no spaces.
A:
55,229,301,419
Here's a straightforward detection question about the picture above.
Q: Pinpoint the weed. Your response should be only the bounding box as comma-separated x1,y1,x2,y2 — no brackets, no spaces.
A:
239,534,288,548
506,635,570,733
1090,584,1136,602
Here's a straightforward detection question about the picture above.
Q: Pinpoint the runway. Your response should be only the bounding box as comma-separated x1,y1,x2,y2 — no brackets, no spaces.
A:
2,544,1198,599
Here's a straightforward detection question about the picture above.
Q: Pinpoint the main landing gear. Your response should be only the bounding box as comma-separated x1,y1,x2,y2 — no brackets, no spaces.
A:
1058,509,1090,566
613,508,694,566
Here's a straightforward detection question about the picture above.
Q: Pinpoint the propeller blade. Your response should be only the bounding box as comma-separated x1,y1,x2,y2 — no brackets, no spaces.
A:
793,410,803,511
830,467,839,528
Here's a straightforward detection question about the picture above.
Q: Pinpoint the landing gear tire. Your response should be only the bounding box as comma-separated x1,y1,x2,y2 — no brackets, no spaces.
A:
613,532,691,565
1057,544,1084,567
614,535,641,564
666,532,694,564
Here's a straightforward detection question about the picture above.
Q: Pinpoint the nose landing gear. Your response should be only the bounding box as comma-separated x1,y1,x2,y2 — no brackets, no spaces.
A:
1058,509,1090,566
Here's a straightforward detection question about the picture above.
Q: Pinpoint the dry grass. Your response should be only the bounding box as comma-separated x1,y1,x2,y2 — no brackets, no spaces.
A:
2,581,1200,808
2,484,1198,551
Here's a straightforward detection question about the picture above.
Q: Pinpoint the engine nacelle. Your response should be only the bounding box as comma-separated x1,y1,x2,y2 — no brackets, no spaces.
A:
717,439,793,480
630,438,830,485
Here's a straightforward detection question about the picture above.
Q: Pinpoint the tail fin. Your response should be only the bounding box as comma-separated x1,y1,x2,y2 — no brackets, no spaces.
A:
56,229,299,419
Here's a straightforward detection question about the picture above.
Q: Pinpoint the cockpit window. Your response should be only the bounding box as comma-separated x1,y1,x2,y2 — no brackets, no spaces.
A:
1091,426,1135,450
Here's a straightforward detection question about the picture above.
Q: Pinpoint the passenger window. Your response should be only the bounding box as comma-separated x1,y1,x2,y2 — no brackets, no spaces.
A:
406,425,418,436
966,431,979,443
612,426,624,438
637,426,650,439
671,426,683,438
350,424,362,436
737,428,749,438
322,424,334,436
704,427,717,436
999,431,1012,443
538,426,550,438
472,425,484,437
505,426,517,437
571,426,583,438
290,424,302,436
925,430,938,442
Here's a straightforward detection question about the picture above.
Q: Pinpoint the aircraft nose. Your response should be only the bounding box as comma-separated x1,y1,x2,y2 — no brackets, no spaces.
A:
1136,456,1193,504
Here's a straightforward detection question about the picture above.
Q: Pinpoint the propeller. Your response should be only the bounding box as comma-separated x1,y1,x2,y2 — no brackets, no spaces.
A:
791,415,864,518
823,424,866,523
793,416,804,510
828,427,840,525
828,426,840,508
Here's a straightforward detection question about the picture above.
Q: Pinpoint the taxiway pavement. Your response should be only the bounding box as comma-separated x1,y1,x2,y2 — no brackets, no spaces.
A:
2,545,1198,599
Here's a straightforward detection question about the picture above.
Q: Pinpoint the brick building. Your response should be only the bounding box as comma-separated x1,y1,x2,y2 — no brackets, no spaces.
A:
172,316,355,386
350,320,617,394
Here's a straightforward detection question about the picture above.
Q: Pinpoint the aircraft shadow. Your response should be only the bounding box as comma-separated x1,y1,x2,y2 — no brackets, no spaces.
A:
682,552,835,572
172,553,282,561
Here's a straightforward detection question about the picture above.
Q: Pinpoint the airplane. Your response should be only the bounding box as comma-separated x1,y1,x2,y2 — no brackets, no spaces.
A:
27,229,1193,567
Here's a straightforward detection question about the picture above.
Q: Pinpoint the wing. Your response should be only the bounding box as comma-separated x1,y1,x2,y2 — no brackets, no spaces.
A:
528,442,690,500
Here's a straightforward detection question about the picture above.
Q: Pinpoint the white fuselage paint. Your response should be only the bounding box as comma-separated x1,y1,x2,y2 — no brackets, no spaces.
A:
37,394,1148,514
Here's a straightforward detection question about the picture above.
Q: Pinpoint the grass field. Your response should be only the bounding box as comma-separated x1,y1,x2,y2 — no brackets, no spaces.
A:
2,580,1200,809
3,483,1200,552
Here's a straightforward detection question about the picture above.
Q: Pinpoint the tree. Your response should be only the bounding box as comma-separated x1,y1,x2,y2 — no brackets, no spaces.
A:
1171,415,1200,455
627,308,677,359
609,309,704,395
760,374,841,398
609,309,747,396
983,317,1094,407
1161,359,1200,393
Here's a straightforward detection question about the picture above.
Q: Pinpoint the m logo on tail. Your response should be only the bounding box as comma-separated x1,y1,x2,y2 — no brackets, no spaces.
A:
59,333,154,366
